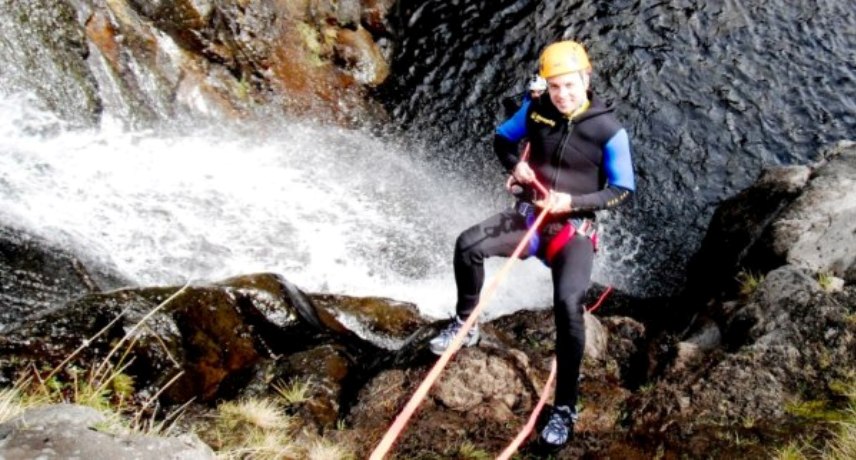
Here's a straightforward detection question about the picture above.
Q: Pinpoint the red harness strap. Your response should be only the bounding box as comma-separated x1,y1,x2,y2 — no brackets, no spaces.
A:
545,223,574,264
544,219,597,264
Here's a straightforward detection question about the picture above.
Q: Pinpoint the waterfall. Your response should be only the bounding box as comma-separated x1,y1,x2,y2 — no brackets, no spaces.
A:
2,92,593,319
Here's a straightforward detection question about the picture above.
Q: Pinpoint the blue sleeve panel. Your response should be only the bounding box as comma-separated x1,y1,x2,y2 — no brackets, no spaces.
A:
496,98,530,142
603,129,636,191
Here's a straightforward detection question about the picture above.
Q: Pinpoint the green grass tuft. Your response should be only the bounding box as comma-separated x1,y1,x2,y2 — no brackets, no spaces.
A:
736,270,764,297
273,378,312,406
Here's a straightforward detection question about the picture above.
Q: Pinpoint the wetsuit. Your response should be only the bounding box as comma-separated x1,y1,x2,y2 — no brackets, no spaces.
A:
454,92,635,409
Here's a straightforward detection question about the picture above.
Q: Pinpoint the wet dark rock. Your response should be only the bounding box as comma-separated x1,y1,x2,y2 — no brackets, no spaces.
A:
0,223,130,332
360,0,396,36
3,0,395,126
0,404,215,459
0,0,102,125
309,293,427,350
214,273,327,355
601,316,647,386
271,344,355,430
0,273,333,402
684,164,810,303
0,269,430,410
0,284,261,403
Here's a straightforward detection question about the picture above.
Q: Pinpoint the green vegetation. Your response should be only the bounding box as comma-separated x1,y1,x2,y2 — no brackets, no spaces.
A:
817,271,835,291
273,378,311,406
457,441,492,460
736,270,764,297
785,399,847,423
296,22,326,67
775,380,856,460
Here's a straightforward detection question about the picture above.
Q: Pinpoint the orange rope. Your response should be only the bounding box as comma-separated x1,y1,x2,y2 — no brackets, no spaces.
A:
369,204,552,460
586,285,613,314
497,358,557,460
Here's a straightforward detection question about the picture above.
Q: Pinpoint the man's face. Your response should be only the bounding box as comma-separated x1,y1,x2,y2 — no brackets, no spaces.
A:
547,71,590,115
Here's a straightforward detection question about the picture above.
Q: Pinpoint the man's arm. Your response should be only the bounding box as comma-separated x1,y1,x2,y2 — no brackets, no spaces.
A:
569,128,636,212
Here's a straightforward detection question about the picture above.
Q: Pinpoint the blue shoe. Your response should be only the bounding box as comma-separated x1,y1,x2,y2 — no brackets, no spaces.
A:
428,317,479,355
539,405,577,447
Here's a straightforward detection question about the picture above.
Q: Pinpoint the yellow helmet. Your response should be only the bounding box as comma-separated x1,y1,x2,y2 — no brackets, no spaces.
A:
539,41,591,79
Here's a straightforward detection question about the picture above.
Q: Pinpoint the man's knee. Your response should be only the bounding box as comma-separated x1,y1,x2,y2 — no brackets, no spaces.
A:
455,227,485,265
556,290,586,323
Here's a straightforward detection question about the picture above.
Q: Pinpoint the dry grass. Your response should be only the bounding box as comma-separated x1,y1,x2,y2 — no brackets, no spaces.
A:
302,438,355,460
3,281,357,458
204,396,359,459
218,398,293,432
273,379,311,406
211,397,299,459
774,381,856,460
0,387,25,424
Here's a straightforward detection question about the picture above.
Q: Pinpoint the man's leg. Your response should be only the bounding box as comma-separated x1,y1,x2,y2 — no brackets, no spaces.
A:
541,235,594,446
454,209,530,318
430,209,530,355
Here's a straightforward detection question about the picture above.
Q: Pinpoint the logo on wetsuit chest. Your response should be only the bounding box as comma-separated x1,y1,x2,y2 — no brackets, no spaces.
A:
530,112,556,127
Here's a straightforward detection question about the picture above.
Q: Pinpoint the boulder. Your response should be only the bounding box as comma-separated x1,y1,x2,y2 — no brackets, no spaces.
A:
309,293,428,350
768,141,856,281
601,316,646,384
360,0,396,36
0,404,215,459
0,223,130,332
347,345,534,456
334,26,390,86
432,347,531,423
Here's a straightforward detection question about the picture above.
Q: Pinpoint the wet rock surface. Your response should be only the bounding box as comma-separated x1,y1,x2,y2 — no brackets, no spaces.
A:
0,223,130,333
1,0,396,126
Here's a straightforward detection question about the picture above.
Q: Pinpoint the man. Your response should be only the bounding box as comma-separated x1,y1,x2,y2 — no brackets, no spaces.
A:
429,40,636,448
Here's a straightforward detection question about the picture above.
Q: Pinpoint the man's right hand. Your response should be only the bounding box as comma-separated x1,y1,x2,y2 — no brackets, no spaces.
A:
512,161,536,184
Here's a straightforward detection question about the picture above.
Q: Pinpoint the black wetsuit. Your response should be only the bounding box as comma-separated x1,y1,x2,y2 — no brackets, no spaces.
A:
454,92,635,408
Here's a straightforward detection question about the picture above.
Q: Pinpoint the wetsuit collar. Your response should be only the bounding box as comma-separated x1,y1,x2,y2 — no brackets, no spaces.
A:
565,100,591,121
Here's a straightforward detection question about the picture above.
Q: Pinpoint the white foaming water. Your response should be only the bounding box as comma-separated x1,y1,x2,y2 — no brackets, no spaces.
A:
0,94,564,320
